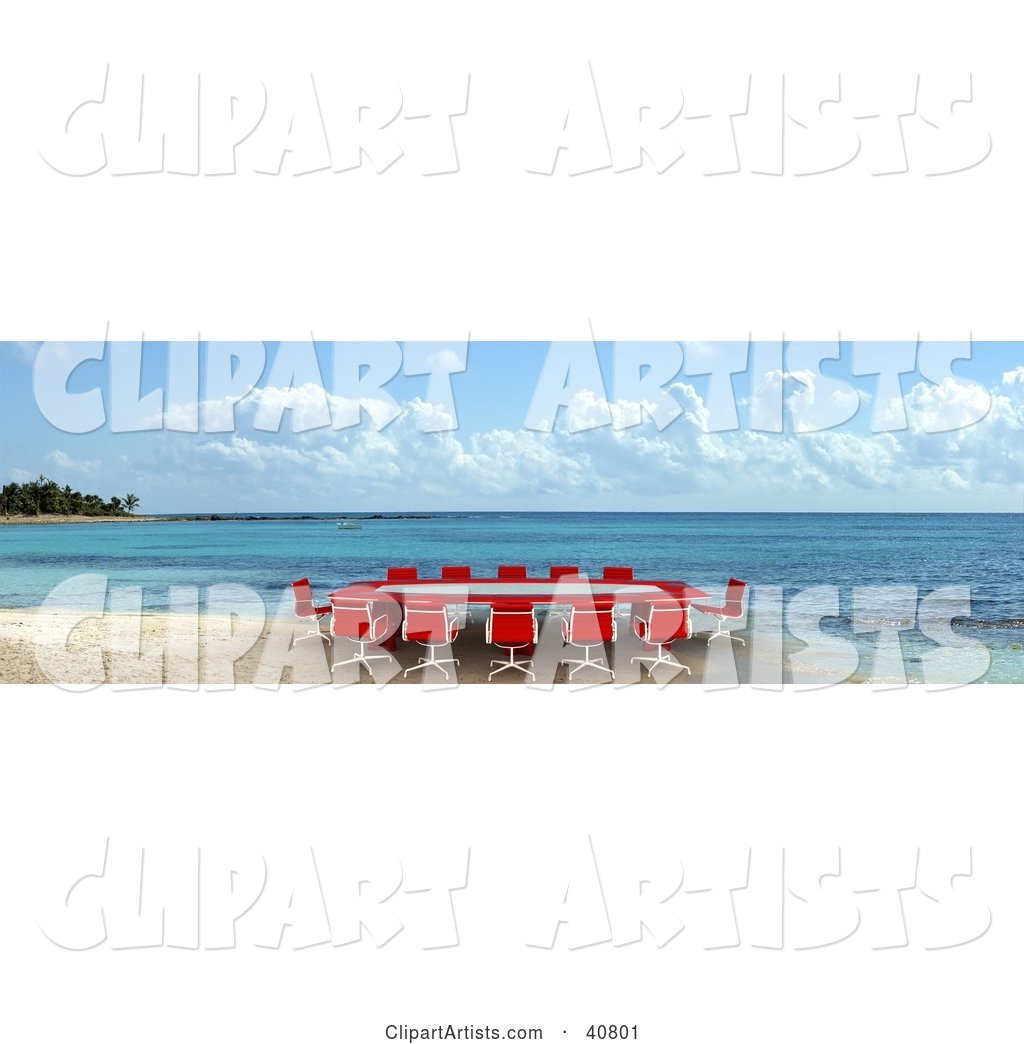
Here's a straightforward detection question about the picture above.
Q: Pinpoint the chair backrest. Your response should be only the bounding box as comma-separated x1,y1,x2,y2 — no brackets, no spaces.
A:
291,577,318,618
330,598,372,639
387,566,418,582
568,605,615,643
489,603,536,645
722,578,747,617
498,564,527,580
603,566,634,581
550,565,580,579
441,565,472,580
643,601,691,643
404,603,452,643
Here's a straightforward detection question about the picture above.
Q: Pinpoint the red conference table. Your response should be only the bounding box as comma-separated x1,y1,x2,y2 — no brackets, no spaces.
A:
329,576,709,606
327,575,710,650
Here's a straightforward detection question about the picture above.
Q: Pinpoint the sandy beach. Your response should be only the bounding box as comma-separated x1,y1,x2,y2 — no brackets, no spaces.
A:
0,514,334,525
0,606,754,686
0,513,439,525
0,514,178,525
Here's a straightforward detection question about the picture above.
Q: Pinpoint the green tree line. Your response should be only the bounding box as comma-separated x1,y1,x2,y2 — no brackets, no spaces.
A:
1,475,140,517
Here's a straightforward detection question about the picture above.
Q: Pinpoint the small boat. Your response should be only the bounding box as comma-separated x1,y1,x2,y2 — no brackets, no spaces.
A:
336,521,363,530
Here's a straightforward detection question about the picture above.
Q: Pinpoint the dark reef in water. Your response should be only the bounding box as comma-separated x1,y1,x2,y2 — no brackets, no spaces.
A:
336,514,450,521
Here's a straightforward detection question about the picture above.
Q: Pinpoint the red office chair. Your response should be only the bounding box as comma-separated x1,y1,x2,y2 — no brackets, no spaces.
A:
561,603,617,680
441,565,474,624
693,578,748,646
290,578,331,645
550,565,580,579
387,566,418,582
603,566,636,619
486,602,538,681
548,565,580,621
631,600,692,678
329,596,394,676
498,564,528,580
402,601,460,679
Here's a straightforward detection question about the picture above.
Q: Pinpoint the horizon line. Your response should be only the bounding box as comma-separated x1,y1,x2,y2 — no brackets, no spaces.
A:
137,508,1023,516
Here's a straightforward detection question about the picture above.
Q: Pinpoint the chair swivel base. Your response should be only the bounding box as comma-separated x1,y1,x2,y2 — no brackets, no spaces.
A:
632,647,692,677
706,618,745,646
488,653,535,682
404,655,460,680
331,651,393,677
561,648,614,681
294,624,331,645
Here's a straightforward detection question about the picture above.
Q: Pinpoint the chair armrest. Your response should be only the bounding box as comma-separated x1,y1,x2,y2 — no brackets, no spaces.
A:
561,617,570,642
611,619,618,642
370,612,389,640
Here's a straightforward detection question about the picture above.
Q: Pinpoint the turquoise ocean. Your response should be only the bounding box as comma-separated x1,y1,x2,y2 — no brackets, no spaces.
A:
1,512,1021,682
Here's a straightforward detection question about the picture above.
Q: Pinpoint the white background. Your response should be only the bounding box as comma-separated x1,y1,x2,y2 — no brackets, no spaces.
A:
1,1,1022,1041
0,0,1022,339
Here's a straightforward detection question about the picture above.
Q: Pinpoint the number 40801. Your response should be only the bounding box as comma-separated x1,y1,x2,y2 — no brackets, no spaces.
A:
586,1027,637,1040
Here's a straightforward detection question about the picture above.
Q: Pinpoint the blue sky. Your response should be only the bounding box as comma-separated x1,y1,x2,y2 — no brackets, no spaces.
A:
2,341,1022,512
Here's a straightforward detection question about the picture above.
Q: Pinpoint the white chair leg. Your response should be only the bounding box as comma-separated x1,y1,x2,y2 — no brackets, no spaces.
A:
404,660,448,679
294,623,331,645
706,617,745,646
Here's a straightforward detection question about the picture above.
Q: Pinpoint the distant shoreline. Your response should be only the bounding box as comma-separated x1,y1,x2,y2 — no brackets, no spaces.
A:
1,514,171,525
0,513,444,526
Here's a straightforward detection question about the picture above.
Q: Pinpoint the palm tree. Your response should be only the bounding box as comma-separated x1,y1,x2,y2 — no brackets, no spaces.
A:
1,483,17,517
25,478,42,515
124,493,140,515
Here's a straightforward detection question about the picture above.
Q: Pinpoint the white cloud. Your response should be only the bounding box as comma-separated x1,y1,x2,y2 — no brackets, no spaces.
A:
147,383,408,434
907,376,992,432
192,436,309,473
47,449,99,473
426,348,465,372
131,370,1024,510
